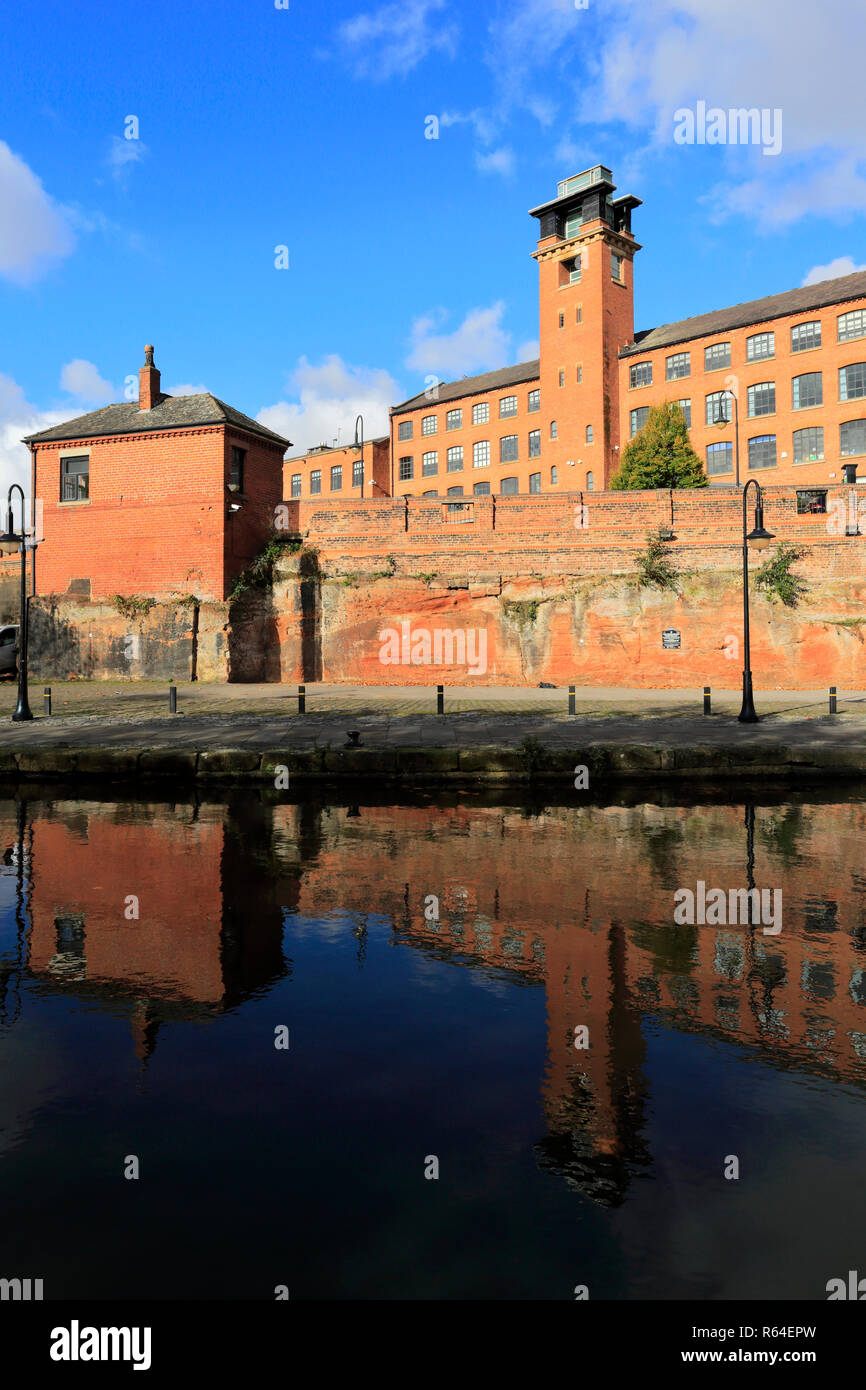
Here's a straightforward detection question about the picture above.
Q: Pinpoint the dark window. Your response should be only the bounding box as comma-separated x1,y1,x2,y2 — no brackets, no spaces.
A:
398,420,413,441
500,477,519,494
422,450,438,476
796,489,827,515
629,361,652,388
330,464,342,491
793,372,823,409
793,426,824,462
666,351,690,381
677,398,692,427
60,455,89,501
747,382,776,418
310,469,321,495
707,441,733,475
841,420,866,457
352,458,364,487
528,429,541,457
55,913,86,959
422,489,438,497
611,252,624,282
473,481,491,495
840,363,866,402
705,342,731,371
792,320,821,353
230,446,246,492
529,472,541,494
528,389,540,412
585,424,593,443
446,485,464,497
500,435,518,462
446,445,463,472
550,420,558,439
291,473,301,498
399,456,414,481
748,434,777,470
558,313,564,329
585,471,594,490
630,407,649,437
559,370,565,387
746,331,774,361
550,465,558,484
446,408,462,430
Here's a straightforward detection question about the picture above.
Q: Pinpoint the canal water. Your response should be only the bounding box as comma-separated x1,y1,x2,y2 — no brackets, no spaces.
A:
1,785,864,1300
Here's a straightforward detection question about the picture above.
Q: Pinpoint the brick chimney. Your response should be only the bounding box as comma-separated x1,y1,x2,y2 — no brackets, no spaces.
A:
139,344,161,411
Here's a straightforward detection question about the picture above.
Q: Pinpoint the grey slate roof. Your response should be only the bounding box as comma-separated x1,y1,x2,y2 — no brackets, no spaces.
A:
620,271,866,357
23,393,291,447
391,360,540,415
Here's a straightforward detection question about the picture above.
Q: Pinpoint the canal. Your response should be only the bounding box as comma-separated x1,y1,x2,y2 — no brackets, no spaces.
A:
1,785,864,1300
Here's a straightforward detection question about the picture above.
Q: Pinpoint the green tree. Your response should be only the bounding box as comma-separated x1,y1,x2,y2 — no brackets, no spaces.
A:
610,401,707,490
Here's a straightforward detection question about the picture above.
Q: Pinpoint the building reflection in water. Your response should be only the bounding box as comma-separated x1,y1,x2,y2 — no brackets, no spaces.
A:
1,790,865,1202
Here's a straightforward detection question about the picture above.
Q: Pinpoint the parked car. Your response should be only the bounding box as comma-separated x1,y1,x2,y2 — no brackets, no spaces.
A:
0,625,19,676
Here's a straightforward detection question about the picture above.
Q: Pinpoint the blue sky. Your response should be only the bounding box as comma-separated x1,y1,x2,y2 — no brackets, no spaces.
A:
1,0,864,492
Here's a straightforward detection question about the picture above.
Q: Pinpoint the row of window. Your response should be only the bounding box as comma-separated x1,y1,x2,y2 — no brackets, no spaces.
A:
397,389,541,440
290,458,365,495
704,420,866,475
629,367,866,438
629,309,866,388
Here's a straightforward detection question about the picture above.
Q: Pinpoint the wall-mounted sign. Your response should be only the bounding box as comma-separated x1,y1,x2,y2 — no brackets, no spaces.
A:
662,628,682,650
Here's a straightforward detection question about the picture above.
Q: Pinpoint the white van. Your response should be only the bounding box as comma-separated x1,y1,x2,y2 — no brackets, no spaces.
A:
0,625,19,676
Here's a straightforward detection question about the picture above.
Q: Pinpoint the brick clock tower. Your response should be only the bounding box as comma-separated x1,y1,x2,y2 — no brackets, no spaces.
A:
530,166,641,489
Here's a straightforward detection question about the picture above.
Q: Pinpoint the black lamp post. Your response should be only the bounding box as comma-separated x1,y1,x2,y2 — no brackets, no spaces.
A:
353,414,364,499
713,385,741,486
739,478,775,724
0,485,33,722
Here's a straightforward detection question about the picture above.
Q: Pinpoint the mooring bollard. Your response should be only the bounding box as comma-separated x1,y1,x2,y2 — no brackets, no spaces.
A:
43,686,51,717
703,685,711,716
169,682,177,715
298,684,306,714
436,684,444,715
568,685,576,716
830,686,838,714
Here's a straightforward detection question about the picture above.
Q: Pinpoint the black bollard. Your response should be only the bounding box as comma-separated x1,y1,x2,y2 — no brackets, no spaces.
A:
568,685,576,716
830,686,837,714
43,686,51,717
169,683,177,715
703,685,711,716
436,684,444,715
298,684,306,715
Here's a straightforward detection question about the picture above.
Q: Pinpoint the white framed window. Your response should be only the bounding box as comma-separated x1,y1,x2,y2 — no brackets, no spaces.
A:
422,450,438,476
472,402,489,425
473,440,490,468
421,414,437,435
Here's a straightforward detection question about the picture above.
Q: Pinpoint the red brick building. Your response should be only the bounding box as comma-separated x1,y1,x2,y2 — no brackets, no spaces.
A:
25,346,289,602
288,164,866,500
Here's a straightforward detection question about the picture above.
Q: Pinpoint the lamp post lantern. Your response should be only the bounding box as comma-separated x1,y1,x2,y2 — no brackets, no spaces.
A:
739,478,775,724
0,485,34,722
712,381,741,486
353,414,365,500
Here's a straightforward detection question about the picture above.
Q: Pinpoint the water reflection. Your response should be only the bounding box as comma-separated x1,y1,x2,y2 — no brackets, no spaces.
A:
2,786,866,1297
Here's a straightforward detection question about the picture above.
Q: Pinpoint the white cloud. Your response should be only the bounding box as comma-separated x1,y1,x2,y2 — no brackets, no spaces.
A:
475,146,516,177
406,302,512,376
258,355,400,453
517,338,540,361
705,154,866,232
164,382,208,397
106,134,147,182
0,374,66,498
336,0,458,80
60,359,114,405
0,141,75,284
802,256,866,287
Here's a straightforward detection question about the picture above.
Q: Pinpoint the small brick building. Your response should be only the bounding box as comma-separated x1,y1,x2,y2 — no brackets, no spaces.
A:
25,346,290,602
